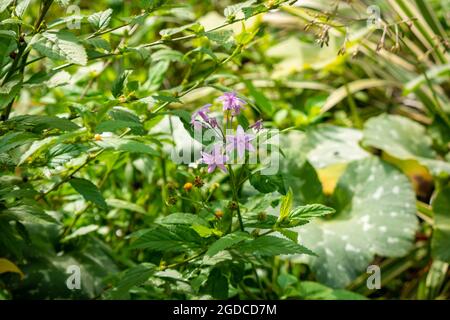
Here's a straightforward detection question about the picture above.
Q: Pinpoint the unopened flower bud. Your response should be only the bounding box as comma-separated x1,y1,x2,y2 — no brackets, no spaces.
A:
214,209,224,219
183,182,193,192
193,176,204,188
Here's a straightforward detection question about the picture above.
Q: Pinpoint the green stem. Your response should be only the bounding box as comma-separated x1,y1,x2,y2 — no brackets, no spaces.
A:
228,165,244,231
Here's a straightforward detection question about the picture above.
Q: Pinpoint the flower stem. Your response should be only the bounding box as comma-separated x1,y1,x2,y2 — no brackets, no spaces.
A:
228,165,244,231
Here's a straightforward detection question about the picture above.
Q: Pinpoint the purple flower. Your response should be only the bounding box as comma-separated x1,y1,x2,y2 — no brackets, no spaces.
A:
191,104,212,127
208,117,218,128
226,125,255,159
217,92,246,115
200,144,228,173
250,119,263,132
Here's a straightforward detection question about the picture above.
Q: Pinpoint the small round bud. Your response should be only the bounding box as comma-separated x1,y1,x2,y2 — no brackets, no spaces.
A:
257,211,267,221
214,209,224,219
183,182,193,192
94,134,102,141
228,201,238,211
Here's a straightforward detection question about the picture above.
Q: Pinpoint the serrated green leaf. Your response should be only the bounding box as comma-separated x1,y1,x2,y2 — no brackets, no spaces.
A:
290,204,335,220
5,115,79,132
96,137,158,156
4,205,58,224
206,231,251,257
31,31,87,66
160,212,208,226
112,263,155,297
130,225,202,251
88,9,113,30
239,235,315,256
0,131,38,153
0,0,13,13
111,70,132,98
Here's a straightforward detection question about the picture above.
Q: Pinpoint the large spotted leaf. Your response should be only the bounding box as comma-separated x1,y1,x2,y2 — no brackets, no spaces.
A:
292,157,418,288
363,114,450,175
298,125,369,169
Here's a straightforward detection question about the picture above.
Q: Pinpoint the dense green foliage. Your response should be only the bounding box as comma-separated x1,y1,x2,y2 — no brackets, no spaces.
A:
0,0,449,300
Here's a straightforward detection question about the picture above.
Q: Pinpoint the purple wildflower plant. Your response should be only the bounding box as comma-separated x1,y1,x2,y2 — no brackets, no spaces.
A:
217,92,246,115
226,125,255,159
191,92,265,174
200,144,228,173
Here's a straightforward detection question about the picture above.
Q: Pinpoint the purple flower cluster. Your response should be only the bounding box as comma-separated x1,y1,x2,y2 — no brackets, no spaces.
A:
217,92,246,115
191,92,264,173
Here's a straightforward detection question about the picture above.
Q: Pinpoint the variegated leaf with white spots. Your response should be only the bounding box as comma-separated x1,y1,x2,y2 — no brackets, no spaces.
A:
291,157,418,288
300,125,370,169
363,114,450,176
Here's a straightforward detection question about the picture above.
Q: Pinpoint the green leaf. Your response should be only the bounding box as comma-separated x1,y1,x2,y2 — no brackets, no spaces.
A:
160,212,208,226
69,178,108,210
288,125,369,169
249,171,286,194
0,0,13,13
5,115,80,132
88,9,113,30
106,199,146,214
281,157,324,205
431,187,450,263
31,30,87,66
0,75,22,110
238,235,315,256
204,30,233,49
0,131,38,153
63,225,98,241
244,80,273,115
159,23,203,37
95,120,143,134
277,228,298,242
224,0,256,19
130,225,202,252
363,114,450,175
191,224,221,238
404,63,450,94
112,263,155,297
206,231,251,257
293,157,418,288
96,137,158,156
279,189,293,222
289,204,335,221
112,70,132,98
147,60,169,89
151,49,184,62
205,268,228,299
296,281,367,300
4,205,58,224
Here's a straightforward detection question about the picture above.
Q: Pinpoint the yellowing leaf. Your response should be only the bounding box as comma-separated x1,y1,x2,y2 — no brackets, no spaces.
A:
0,258,24,279
317,163,347,195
